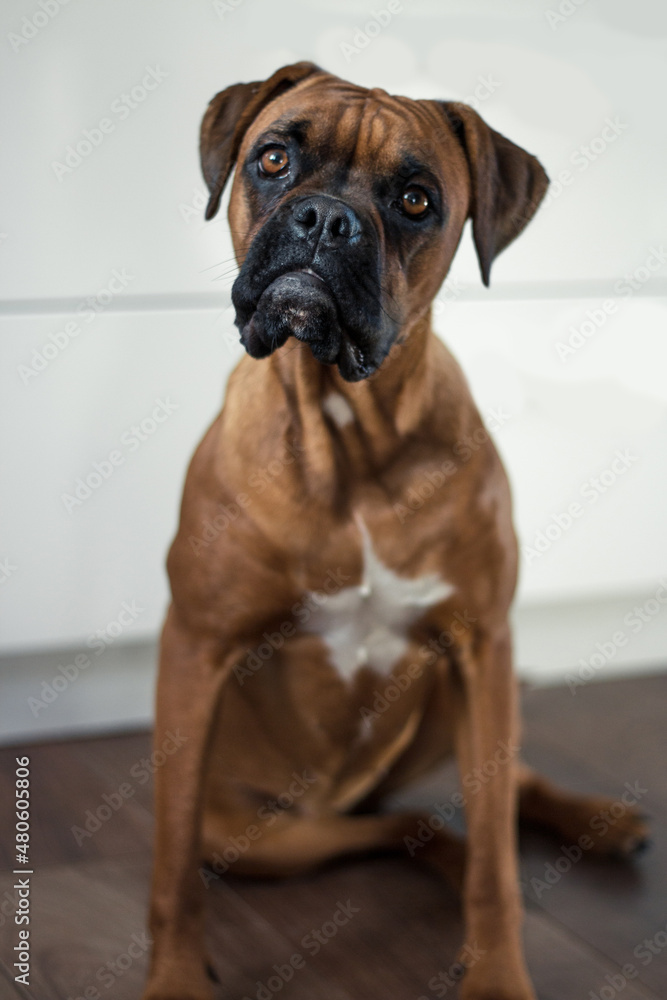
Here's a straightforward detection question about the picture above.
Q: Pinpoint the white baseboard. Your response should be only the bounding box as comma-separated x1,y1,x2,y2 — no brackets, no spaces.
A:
1,592,665,745
0,641,157,746
512,589,667,686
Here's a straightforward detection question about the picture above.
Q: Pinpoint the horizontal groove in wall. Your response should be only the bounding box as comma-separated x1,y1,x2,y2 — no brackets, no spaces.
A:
1,281,666,317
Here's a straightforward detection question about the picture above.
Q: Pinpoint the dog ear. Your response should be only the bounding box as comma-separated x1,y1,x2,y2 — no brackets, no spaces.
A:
439,102,549,286
200,61,322,221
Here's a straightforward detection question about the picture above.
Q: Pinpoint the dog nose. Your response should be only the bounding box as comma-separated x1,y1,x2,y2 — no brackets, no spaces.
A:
291,196,362,247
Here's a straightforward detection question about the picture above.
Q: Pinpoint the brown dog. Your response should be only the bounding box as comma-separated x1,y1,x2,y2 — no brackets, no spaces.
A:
143,62,648,1000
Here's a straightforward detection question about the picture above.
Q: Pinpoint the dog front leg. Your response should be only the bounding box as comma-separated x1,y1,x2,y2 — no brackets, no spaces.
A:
452,624,535,1000
142,605,237,1000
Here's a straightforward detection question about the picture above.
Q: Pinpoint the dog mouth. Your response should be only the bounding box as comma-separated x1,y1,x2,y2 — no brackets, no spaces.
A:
233,268,375,382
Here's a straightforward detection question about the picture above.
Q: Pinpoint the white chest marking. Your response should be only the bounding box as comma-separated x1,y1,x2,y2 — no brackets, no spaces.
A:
304,521,454,681
323,392,355,427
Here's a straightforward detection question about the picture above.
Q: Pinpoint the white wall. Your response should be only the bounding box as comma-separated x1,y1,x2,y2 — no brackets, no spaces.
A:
1,0,666,738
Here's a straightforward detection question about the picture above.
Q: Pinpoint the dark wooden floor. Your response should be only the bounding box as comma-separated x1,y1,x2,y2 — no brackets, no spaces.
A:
1,673,666,1000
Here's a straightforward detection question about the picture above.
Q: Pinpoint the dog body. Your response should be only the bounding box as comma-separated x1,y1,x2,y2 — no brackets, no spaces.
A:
183,329,511,846
143,64,647,1000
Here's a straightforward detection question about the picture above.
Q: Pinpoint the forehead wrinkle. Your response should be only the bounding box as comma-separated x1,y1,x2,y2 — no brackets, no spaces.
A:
312,91,409,173
260,87,452,191
357,92,447,177
269,87,441,173
357,94,409,165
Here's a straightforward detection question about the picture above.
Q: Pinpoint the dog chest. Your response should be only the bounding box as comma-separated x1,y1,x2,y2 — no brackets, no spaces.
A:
302,521,453,680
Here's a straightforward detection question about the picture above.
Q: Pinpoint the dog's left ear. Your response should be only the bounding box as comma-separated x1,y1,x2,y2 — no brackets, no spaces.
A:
439,102,549,286
200,61,322,221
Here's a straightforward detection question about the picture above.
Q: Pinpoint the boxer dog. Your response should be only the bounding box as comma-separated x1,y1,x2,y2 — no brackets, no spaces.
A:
143,63,648,1000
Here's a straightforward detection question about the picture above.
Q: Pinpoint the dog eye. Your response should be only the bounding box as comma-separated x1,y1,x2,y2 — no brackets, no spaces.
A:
401,185,430,217
259,147,289,177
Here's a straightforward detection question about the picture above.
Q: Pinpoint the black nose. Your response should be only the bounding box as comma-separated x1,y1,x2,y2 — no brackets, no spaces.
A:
291,196,362,247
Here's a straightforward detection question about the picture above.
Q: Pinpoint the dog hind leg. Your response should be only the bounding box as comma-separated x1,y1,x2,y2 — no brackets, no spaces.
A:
518,764,650,857
202,809,466,890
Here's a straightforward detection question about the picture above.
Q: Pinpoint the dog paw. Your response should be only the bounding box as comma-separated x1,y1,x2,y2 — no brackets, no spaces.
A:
558,797,651,858
597,806,651,859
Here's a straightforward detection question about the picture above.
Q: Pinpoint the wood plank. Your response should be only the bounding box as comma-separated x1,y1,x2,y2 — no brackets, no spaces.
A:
0,964,23,1000
523,907,662,1000
519,677,667,996
1,675,666,997
61,731,155,814
522,674,667,813
0,735,154,870
213,857,463,999
2,852,659,1000
0,858,152,1000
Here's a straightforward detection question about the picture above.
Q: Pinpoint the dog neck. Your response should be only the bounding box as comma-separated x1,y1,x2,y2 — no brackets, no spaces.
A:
256,308,467,496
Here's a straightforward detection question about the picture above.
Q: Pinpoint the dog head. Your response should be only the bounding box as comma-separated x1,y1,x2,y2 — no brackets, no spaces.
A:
200,62,548,382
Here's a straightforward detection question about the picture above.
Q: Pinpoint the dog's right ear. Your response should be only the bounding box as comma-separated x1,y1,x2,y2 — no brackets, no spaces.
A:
439,102,549,286
200,61,322,221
